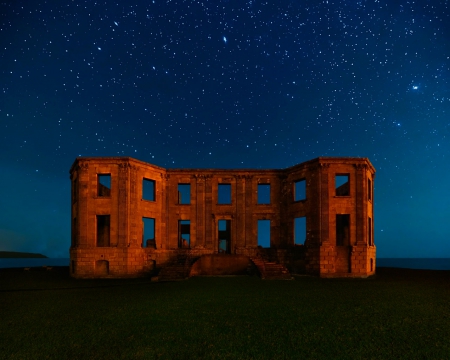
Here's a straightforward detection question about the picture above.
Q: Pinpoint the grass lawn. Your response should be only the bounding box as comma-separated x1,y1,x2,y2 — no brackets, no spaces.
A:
1,267,449,359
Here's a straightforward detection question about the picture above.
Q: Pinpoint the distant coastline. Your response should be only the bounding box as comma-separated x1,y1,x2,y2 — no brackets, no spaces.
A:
0,251,48,259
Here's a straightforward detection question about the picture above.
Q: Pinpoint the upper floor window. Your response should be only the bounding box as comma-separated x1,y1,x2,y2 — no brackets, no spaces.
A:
178,183,191,204
257,184,271,204
142,178,156,201
368,178,372,201
294,179,306,201
218,184,231,204
97,174,111,197
335,174,349,196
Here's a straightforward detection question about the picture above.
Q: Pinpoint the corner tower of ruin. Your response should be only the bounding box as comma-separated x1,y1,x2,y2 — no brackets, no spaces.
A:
69,157,375,278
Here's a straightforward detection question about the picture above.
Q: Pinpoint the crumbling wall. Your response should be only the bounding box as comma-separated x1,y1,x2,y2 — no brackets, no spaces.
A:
69,156,375,278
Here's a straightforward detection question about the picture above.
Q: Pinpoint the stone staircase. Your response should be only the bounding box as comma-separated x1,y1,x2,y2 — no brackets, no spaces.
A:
157,253,197,282
250,257,292,280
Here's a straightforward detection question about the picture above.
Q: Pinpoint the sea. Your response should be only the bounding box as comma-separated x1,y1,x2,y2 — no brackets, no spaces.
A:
0,257,449,270
0,258,70,269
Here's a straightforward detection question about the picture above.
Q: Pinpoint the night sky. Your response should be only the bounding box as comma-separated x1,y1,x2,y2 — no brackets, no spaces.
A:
1,0,449,258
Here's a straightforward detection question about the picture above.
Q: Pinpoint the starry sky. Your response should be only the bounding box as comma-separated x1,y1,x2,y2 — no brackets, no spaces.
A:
1,0,449,258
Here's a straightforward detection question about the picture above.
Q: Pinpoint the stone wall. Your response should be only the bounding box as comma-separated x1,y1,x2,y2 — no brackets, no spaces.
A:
69,156,376,278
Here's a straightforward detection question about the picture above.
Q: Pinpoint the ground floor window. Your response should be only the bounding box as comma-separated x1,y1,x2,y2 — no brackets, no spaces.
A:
294,217,306,245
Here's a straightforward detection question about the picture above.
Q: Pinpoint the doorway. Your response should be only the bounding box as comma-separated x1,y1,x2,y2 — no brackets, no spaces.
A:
218,219,231,254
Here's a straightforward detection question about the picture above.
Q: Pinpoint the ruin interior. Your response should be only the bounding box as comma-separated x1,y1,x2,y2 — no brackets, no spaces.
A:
70,156,376,279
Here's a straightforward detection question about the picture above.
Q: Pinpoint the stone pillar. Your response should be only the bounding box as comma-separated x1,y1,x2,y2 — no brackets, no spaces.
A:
163,174,170,250
129,165,138,247
234,175,246,248
244,175,254,247
205,175,213,248
195,174,206,248
118,163,130,247
319,163,330,245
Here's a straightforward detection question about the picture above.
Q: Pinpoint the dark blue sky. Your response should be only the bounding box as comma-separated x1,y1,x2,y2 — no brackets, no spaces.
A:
1,0,449,258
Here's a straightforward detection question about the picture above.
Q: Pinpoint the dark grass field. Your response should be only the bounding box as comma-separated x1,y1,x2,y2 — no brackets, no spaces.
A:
1,267,449,359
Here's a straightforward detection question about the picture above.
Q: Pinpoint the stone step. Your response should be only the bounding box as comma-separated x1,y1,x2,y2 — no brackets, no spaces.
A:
250,257,292,280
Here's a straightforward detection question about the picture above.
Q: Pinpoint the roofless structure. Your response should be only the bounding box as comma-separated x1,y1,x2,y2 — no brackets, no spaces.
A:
69,157,376,278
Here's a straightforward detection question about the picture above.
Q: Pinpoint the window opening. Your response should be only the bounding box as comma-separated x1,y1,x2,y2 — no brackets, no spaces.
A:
294,179,306,201
257,219,270,247
294,217,306,245
218,184,231,204
143,178,156,201
257,184,271,204
98,174,111,197
368,217,372,246
96,215,110,247
142,217,155,248
368,178,372,201
336,214,350,246
218,219,231,253
178,184,191,204
178,220,190,248
335,174,349,196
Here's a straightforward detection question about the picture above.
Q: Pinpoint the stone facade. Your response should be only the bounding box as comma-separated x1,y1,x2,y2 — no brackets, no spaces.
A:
69,156,376,278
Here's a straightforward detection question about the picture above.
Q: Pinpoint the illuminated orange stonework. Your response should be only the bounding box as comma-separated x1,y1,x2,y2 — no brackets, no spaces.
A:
69,157,376,278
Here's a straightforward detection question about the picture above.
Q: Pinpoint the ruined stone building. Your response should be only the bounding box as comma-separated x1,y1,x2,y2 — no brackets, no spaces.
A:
70,157,376,279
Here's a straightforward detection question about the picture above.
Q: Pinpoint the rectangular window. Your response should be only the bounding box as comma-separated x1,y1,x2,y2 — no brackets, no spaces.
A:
336,214,350,246
96,215,110,247
178,184,191,204
143,178,156,201
257,184,271,204
294,179,306,201
142,217,155,248
218,184,231,204
257,219,271,248
368,217,372,246
218,219,231,254
98,174,111,197
335,174,349,196
178,220,190,248
294,217,306,245
368,178,372,201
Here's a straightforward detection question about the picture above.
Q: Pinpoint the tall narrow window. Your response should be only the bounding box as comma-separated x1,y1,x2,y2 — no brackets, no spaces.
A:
98,174,111,197
218,219,231,254
178,220,190,248
142,217,155,248
294,217,306,245
368,178,372,201
178,184,191,204
257,184,271,204
335,174,349,196
96,215,110,247
368,217,372,246
336,214,350,246
294,179,306,201
218,184,231,204
257,220,271,248
143,178,156,201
